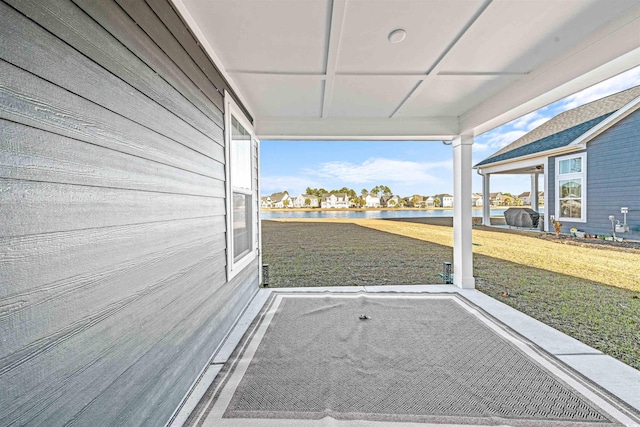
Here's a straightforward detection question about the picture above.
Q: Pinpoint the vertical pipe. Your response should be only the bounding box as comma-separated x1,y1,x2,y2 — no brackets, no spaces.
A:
482,172,491,225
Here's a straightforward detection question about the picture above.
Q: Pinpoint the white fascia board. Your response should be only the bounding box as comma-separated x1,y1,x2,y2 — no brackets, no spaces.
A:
171,0,256,120
255,117,460,140
569,95,640,147
460,8,640,136
476,156,548,175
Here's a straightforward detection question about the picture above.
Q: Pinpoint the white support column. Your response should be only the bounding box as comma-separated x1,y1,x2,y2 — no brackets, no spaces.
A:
482,172,491,225
452,135,475,289
531,173,539,211
544,164,550,232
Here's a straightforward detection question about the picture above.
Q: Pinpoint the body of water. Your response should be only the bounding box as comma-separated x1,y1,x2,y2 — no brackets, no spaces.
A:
261,207,543,220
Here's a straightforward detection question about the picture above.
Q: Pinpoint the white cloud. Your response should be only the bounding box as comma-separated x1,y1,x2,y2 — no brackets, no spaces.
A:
527,116,552,130
475,130,527,153
261,175,323,196
309,158,452,187
558,66,640,111
511,111,542,130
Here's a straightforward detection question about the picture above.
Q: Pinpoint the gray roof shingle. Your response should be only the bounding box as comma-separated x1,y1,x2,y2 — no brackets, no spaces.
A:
475,85,640,167
475,112,613,167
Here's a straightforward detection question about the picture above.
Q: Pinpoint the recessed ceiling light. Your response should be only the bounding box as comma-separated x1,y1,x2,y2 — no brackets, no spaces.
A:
388,29,406,43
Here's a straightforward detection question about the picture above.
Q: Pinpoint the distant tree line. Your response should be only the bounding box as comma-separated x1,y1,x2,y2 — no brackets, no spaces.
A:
301,185,395,207
305,185,393,198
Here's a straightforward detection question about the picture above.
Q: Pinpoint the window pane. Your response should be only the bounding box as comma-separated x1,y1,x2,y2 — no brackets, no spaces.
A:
559,179,582,198
560,199,582,218
559,157,582,174
231,116,252,190
233,193,252,261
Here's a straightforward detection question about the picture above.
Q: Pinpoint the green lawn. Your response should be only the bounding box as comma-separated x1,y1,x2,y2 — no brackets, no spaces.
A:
262,219,640,370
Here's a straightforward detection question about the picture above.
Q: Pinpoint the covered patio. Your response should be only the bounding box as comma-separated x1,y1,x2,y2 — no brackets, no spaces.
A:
173,0,640,289
167,1,640,424
3,0,640,425
173,286,640,426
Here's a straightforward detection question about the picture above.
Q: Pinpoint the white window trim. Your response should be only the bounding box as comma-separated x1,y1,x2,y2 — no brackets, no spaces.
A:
555,152,587,223
225,92,258,280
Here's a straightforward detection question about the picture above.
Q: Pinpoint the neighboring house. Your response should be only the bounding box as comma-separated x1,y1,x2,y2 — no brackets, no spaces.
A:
489,192,504,206
364,194,381,208
538,191,545,204
380,195,401,207
472,193,483,207
407,195,425,208
270,192,290,208
435,194,454,207
261,196,273,208
321,193,350,208
518,191,531,205
425,196,435,208
293,194,319,208
475,85,640,237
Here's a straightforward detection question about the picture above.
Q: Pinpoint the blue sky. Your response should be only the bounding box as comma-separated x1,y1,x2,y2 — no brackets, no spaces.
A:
261,66,640,197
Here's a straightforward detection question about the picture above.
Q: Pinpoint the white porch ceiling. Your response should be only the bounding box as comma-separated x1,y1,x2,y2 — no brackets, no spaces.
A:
174,0,640,139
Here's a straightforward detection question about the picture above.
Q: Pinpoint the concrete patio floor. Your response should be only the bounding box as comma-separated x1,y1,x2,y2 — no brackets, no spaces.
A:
170,286,640,427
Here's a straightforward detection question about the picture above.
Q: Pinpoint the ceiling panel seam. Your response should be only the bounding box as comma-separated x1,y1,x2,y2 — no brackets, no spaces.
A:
322,0,347,118
391,0,494,118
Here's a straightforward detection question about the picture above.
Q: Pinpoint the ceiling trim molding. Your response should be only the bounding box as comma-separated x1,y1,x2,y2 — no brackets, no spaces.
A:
255,116,459,140
228,71,525,81
322,0,347,118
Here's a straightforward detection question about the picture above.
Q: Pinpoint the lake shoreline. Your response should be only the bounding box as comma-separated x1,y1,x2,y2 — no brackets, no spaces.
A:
261,206,544,220
262,205,542,213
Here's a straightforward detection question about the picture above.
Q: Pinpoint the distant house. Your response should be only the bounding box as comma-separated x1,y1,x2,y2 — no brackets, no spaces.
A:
425,196,435,208
475,85,640,237
407,195,426,208
435,193,453,208
380,195,401,207
270,192,290,208
293,194,319,208
364,194,381,208
489,192,504,206
260,196,273,208
518,191,531,205
321,193,350,208
472,193,483,207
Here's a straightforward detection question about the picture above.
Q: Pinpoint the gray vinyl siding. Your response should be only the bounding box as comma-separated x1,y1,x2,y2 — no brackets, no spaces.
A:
548,109,640,238
0,1,258,426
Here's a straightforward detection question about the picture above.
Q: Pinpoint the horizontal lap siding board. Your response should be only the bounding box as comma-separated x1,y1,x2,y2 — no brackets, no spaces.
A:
0,121,224,197
0,0,259,426
0,1,224,158
4,0,223,130
549,110,640,236
0,60,224,179
583,110,640,236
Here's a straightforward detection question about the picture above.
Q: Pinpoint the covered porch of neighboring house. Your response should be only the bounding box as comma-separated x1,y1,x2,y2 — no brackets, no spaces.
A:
477,162,546,230
3,0,640,425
